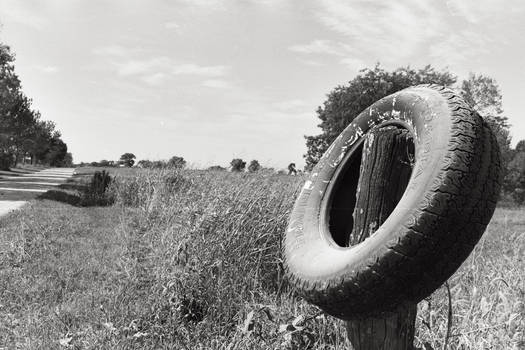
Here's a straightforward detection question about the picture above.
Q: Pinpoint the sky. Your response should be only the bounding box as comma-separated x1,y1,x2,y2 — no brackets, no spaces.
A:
0,0,524,169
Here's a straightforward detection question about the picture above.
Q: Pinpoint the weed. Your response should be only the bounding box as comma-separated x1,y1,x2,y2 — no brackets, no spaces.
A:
79,170,114,206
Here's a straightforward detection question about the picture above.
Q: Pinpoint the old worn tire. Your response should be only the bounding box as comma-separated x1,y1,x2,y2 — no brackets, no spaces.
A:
284,84,501,319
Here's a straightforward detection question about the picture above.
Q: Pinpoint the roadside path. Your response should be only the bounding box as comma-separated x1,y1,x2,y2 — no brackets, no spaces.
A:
0,168,76,218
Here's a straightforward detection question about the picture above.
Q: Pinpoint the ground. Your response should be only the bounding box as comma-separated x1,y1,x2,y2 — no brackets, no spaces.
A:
0,167,523,349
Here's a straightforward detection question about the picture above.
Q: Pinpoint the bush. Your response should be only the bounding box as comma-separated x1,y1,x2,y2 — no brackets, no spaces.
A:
248,160,261,172
168,156,186,169
79,170,114,206
230,158,246,172
0,152,12,171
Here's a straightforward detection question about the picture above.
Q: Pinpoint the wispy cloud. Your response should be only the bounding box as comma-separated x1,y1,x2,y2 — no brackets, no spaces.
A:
202,79,233,89
93,45,140,57
272,99,309,111
172,63,227,77
445,0,525,23
35,65,59,74
115,57,170,76
164,21,180,30
316,1,445,60
141,72,167,86
290,39,364,71
289,40,352,56
0,1,48,29
112,57,228,79
314,0,525,71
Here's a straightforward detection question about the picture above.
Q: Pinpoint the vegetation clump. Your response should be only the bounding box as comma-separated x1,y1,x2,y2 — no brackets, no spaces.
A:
230,158,246,172
248,159,261,172
79,170,114,206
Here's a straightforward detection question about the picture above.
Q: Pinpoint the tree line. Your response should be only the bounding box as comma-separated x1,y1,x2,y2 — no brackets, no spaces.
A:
83,153,300,175
0,43,70,170
304,64,525,204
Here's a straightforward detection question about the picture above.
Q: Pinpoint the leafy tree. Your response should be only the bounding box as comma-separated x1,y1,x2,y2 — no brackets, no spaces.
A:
29,120,55,164
168,156,186,169
304,64,457,170
45,132,68,166
248,159,261,172
230,158,246,172
61,152,73,167
460,73,512,178
99,159,111,167
0,44,21,117
119,153,136,167
504,140,525,204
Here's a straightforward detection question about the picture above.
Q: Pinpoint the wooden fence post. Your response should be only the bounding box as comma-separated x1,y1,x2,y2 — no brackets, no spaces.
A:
345,126,417,349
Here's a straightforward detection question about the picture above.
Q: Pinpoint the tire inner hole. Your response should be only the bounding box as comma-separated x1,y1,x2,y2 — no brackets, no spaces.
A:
328,126,415,247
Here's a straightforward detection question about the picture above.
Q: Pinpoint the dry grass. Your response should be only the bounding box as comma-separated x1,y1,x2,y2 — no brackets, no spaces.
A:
0,168,523,349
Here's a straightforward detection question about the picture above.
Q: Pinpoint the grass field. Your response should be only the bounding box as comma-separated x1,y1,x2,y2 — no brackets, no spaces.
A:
0,168,523,349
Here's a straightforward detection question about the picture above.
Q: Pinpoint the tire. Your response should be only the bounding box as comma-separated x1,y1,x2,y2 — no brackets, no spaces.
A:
284,84,501,319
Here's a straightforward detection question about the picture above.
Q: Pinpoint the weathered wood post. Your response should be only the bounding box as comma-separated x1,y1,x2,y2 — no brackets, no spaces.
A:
345,126,416,349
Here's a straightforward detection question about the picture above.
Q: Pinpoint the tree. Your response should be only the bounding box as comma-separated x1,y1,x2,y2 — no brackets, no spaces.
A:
230,158,246,172
248,159,261,172
168,156,186,169
304,64,457,170
45,132,68,166
119,153,136,167
504,140,525,204
460,73,512,179
62,152,73,167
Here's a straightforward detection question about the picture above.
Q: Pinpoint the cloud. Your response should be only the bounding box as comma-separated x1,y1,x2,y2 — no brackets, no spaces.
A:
316,1,445,57
289,39,352,56
289,39,365,71
0,1,48,29
339,57,366,72
36,65,59,74
313,0,519,71
112,57,228,79
272,99,308,111
202,79,233,89
164,21,180,30
428,30,490,70
93,45,139,57
446,0,525,23
141,72,167,86
172,64,228,77
115,57,170,76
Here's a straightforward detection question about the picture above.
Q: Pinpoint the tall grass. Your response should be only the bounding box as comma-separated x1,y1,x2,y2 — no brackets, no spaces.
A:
0,168,523,349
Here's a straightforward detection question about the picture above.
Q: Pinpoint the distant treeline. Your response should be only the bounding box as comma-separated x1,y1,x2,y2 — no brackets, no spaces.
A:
81,153,301,175
0,43,71,170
